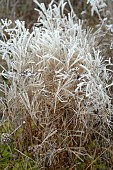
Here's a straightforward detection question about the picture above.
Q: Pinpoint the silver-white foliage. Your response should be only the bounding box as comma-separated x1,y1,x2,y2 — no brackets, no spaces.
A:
0,0,112,126
87,0,107,17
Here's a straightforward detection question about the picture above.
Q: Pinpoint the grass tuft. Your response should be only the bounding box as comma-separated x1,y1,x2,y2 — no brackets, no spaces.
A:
0,0,113,169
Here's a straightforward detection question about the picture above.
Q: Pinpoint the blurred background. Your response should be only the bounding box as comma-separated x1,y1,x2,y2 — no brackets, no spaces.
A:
0,0,40,28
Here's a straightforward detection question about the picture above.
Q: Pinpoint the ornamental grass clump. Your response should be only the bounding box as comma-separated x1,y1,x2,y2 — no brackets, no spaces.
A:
0,0,113,169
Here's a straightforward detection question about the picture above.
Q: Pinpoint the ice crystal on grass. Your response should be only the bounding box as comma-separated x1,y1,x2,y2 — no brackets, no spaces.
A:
0,0,113,167
87,0,107,17
0,0,112,127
